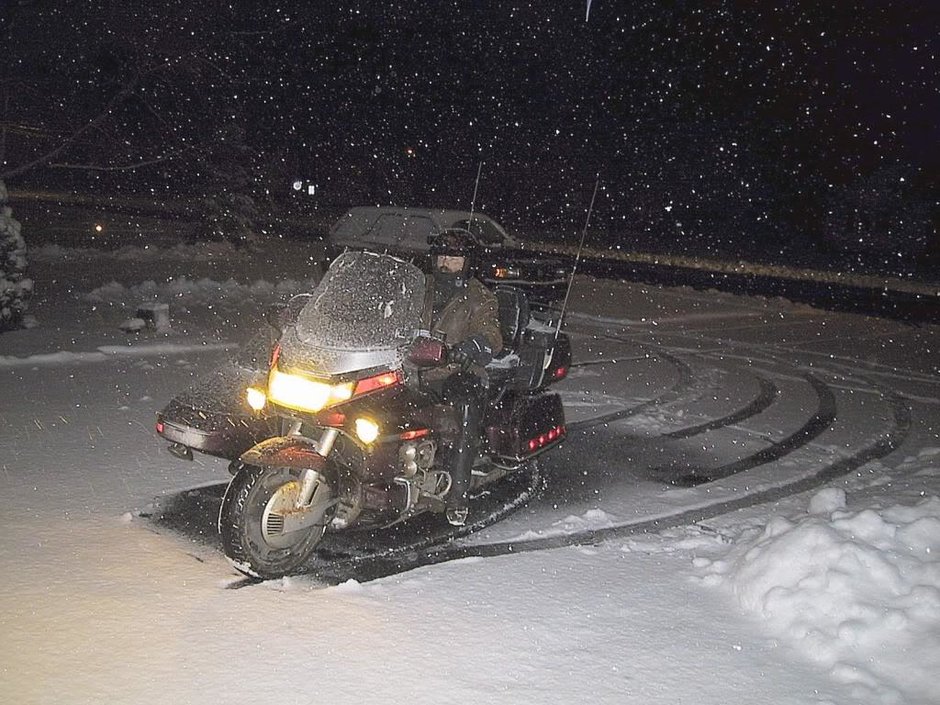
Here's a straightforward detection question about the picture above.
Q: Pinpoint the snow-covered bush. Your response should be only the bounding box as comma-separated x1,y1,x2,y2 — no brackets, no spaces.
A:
0,180,33,332
197,122,263,246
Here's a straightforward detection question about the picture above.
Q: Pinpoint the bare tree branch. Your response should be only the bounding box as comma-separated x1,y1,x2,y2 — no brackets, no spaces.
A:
1,34,218,181
49,155,174,172
0,80,139,181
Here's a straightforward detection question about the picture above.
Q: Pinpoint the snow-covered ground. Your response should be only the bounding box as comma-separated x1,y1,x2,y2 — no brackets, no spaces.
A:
1,241,937,705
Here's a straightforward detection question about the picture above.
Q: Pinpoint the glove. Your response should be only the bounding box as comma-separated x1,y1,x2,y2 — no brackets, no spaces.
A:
450,335,494,369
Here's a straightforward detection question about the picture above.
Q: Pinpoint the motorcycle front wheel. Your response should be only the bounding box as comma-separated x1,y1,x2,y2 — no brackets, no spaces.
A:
218,464,333,579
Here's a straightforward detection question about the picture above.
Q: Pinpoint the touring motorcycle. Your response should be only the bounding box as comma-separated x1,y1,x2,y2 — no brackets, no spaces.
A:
156,250,570,578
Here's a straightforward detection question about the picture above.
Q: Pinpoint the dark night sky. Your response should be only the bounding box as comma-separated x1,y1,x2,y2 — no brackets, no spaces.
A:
2,1,937,262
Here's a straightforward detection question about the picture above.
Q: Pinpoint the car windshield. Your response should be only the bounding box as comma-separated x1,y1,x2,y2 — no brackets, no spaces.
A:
334,211,437,247
452,217,507,246
291,251,426,351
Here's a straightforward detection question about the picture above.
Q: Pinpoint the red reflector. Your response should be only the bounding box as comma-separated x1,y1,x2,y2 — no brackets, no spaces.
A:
548,428,558,440
553,366,568,379
400,428,430,441
155,421,164,434
528,439,538,451
320,412,346,427
354,370,402,395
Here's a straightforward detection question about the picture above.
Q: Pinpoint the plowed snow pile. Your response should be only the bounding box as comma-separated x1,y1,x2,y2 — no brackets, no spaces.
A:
697,483,940,704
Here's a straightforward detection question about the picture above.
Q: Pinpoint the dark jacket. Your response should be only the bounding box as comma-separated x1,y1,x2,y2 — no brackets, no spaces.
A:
422,276,503,382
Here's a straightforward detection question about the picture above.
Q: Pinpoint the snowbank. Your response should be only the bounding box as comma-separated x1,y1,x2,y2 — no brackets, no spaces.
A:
30,241,246,262
697,485,940,704
84,276,313,306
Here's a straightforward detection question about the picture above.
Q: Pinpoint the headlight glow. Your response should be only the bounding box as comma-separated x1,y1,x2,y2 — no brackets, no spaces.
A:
267,368,354,412
355,418,380,444
246,386,267,411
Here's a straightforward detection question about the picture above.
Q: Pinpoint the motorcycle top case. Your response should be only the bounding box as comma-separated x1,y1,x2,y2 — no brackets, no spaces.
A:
485,391,566,462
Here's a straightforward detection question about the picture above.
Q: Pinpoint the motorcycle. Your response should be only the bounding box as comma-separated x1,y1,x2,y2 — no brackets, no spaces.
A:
156,250,571,578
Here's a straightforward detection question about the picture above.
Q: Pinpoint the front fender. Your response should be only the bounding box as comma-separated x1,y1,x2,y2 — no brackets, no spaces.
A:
240,436,329,472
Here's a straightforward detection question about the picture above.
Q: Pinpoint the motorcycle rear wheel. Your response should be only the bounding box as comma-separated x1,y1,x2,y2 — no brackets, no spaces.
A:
219,464,333,579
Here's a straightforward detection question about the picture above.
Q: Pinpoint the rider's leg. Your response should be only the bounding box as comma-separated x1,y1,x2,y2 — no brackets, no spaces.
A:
446,398,481,524
443,375,482,526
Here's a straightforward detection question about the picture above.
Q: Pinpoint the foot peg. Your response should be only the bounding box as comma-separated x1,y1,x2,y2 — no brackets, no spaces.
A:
446,506,468,527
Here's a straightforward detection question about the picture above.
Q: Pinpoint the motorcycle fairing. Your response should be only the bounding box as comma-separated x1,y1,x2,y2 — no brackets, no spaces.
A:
280,251,427,376
156,361,276,461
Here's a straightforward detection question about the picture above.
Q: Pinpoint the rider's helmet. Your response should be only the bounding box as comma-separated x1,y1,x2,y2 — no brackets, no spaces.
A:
428,229,479,282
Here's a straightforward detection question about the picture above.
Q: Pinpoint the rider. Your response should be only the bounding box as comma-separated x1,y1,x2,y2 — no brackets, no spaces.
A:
423,230,503,526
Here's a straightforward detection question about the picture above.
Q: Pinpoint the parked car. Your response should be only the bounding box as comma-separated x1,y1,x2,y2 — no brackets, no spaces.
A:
327,206,569,302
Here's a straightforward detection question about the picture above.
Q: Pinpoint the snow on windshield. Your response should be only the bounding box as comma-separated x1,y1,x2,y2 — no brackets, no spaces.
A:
292,251,425,351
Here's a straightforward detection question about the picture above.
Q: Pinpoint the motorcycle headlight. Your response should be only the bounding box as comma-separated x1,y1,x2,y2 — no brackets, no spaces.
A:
267,368,354,412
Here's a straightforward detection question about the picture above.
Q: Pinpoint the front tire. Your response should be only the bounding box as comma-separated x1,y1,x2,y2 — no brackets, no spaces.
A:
219,464,333,579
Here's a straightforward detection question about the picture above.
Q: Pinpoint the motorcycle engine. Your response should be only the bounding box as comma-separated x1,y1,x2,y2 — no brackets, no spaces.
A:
399,439,436,477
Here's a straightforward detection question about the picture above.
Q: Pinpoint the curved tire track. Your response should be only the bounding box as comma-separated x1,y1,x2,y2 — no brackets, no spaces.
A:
569,349,696,430
664,375,778,440
167,343,909,588
661,373,835,486
311,386,910,585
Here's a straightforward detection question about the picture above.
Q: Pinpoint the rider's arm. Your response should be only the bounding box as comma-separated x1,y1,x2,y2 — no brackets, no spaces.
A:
468,280,503,357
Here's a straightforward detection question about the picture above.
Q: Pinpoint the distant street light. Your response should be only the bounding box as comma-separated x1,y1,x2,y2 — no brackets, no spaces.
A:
292,180,316,196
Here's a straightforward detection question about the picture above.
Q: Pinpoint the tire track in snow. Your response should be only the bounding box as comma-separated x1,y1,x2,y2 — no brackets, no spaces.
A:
568,348,696,430
303,385,910,586
167,337,907,588
657,373,835,486
663,375,778,439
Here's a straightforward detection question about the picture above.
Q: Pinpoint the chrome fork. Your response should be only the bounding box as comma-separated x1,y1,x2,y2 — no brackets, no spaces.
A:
297,427,338,508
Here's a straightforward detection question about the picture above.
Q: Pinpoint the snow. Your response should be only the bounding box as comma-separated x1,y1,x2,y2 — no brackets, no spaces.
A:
696,489,940,704
1,240,937,704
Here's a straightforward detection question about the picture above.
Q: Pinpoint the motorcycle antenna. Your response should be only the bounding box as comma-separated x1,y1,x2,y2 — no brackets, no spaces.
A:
468,159,483,221
555,174,600,340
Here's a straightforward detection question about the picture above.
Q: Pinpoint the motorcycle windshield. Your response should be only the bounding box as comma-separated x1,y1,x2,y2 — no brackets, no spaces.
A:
283,251,426,374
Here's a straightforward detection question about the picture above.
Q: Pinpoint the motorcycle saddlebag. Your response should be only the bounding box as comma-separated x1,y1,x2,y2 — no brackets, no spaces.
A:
485,392,566,462
156,363,276,461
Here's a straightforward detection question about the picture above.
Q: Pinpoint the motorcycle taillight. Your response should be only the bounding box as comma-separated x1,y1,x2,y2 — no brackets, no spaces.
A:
526,424,566,453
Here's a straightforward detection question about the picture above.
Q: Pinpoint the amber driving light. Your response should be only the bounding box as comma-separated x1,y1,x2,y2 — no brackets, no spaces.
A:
246,386,267,411
355,418,380,444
